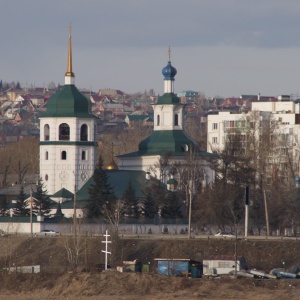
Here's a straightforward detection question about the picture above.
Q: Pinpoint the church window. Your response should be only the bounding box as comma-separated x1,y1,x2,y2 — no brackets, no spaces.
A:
59,123,70,141
44,124,50,141
80,124,88,141
82,150,86,160
45,174,48,181
61,151,67,160
157,114,160,126
175,114,179,126
45,151,49,160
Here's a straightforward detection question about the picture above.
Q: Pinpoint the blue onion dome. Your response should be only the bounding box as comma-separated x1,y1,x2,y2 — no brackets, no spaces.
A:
162,61,177,80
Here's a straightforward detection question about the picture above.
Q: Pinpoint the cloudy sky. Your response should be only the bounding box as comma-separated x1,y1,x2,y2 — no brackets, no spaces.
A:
1,0,300,98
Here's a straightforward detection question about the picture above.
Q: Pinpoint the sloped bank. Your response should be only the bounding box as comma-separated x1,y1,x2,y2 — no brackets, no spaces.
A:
0,236,299,274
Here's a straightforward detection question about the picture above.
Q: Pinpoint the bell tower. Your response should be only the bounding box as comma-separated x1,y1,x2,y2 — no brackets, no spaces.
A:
39,26,97,197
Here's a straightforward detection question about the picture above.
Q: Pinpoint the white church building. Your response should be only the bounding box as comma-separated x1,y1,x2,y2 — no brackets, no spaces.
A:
117,48,215,186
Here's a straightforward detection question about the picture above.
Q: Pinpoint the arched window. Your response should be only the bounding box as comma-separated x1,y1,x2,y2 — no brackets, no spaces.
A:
157,114,160,126
80,124,88,141
45,151,49,160
61,151,67,160
175,114,179,126
44,124,50,141
59,123,70,141
81,150,86,160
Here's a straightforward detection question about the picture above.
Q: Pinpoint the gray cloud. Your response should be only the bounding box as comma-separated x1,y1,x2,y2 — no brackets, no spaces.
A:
1,0,300,96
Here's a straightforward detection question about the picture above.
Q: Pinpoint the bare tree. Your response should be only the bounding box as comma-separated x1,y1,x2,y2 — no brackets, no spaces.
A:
153,151,173,183
14,161,30,184
102,200,125,237
58,219,88,271
58,234,87,271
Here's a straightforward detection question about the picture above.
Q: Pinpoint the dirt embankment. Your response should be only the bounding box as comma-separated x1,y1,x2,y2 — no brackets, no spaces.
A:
0,236,300,299
0,236,299,272
1,271,300,300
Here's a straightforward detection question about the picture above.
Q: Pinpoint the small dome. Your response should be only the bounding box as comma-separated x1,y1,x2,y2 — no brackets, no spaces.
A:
162,61,177,80
106,159,119,170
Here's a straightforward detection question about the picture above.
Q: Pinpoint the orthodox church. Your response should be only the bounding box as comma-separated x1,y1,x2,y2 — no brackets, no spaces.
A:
38,30,214,217
117,48,215,186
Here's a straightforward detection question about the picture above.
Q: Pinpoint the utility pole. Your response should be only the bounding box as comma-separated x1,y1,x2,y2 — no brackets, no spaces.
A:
262,181,270,236
188,180,193,240
30,188,33,237
245,186,250,238
260,174,270,236
234,223,238,278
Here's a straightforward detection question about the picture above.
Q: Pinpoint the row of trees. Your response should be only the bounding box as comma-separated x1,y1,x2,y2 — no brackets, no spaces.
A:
86,156,183,223
0,177,52,218
0,80,21,91
89,110,300,236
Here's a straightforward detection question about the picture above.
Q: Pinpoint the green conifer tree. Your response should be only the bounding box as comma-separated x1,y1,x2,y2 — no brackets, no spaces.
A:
87,155,116,218
14,185,30,216
15,81,21,90
142,192,158,219
123,180,139,219
161,191,183,218
33,178,51,216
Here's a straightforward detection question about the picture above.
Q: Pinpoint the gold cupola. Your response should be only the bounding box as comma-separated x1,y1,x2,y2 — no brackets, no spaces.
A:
106,143,119,170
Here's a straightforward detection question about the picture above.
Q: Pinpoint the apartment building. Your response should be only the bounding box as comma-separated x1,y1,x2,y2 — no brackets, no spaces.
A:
207,98,300,181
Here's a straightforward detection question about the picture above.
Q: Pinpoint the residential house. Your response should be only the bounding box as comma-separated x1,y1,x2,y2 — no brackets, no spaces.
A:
90,94,111,105
125,113,153,128
177,90,199,104
220,97,244,111
98,88,126,100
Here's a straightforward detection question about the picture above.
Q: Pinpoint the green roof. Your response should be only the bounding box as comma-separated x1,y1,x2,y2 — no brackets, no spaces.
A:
76,170,152,202
138,130,197,155
0,216,38,223
156,93,181,105
51,188,74,198
41,85,95,118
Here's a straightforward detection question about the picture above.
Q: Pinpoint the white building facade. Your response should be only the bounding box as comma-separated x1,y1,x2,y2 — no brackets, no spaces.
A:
207,100,300,154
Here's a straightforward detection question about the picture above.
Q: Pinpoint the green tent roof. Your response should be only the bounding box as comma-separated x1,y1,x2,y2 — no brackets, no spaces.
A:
51,188,74,198
156,93,181,105
137,130,197,155
41,85,95,118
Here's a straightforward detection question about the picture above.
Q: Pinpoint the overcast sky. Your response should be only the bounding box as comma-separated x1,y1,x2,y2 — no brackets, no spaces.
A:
1,0,300,98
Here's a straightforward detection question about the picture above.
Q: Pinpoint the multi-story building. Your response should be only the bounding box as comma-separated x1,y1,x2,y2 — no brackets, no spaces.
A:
207,98,300,181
